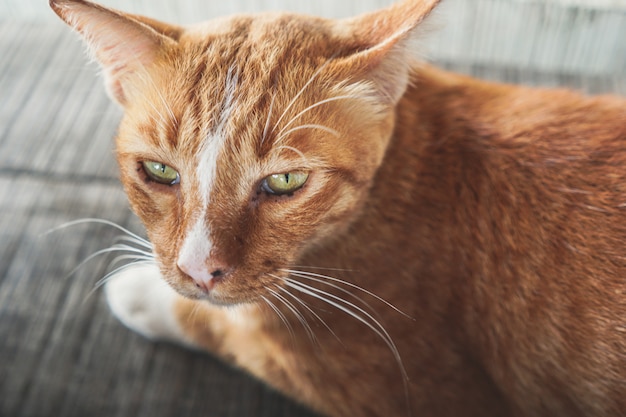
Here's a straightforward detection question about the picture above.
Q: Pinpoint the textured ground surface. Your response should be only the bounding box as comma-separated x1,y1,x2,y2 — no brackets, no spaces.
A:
0,18,624,417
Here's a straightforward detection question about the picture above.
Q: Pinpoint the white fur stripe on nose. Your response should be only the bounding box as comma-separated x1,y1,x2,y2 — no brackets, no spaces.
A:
177,216,214,287
178,66,238,291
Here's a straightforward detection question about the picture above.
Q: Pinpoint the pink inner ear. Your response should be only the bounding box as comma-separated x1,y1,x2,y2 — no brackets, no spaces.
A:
334,0,440,104
350,0,441,46
51,1,170,105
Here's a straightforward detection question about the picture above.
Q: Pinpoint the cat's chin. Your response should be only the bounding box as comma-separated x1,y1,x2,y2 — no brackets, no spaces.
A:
196,293,248,308
166,273,278,308
198,292,274,309
170,285,243,306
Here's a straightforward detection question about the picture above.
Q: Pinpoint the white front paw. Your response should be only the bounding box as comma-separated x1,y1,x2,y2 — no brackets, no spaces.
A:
104,263,196,348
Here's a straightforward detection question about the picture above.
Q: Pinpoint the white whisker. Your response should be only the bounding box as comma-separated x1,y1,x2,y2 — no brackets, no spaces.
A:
274,124,339,145
114,235,153,250
290,265,354,272
274,145,311,165
109,254,156,266
267,287,317,345
275,284,343,346
84,259,156,303
271,57,335,137
44,218,157,304
284,278,408,383
276,94,365,139
63,244,152,280
260,295,295,341
286,270,381,321
283,268,413,320
285,278,411,412
95,260,156,292
43,218,149,247
111,244,154,257
188,300,203,326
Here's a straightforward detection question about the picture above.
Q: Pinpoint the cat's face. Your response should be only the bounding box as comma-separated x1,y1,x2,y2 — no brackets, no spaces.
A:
116,16,395,304
51,0,439,305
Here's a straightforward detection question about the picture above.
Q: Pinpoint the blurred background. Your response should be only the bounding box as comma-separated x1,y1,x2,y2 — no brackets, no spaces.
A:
2,0,626,73
0,1,625,417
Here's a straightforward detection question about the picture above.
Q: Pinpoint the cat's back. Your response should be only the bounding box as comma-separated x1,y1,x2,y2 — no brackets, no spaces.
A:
403,64,626,235
390,64,626,416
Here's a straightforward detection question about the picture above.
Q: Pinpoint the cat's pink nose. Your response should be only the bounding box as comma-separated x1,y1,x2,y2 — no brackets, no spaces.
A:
177,259,226,293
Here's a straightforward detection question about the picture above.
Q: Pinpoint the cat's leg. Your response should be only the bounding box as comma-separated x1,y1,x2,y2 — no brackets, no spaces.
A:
105,264,318,412
104,264,283,376
104,263,199,349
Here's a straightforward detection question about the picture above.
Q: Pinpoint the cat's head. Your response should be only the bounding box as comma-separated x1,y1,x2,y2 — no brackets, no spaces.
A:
51,0,439,305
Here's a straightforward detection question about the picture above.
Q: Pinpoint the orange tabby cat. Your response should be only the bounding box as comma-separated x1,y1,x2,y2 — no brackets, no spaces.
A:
50,0,626,416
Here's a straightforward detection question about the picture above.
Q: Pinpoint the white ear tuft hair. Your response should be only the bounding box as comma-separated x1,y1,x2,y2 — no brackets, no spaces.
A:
335,0,442,104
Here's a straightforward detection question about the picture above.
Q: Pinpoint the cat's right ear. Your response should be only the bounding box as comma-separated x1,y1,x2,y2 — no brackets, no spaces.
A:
50,0,181,106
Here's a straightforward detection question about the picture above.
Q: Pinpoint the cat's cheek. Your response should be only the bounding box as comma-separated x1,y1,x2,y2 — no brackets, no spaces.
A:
123,182,178,223
118,168,183,270
252,205,341,264
306,181,369,241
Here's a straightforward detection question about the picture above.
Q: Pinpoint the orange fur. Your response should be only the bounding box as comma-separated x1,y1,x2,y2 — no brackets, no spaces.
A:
51,0,626,416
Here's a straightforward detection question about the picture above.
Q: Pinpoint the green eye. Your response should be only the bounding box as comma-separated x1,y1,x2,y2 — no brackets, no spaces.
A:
142,161,180,185
262,171,309,195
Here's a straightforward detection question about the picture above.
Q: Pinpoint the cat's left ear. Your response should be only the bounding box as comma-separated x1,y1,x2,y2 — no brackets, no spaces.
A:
50,0,181,105
334,0,441,104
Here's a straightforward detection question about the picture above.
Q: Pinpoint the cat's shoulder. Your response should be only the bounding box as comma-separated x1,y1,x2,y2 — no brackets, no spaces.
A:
405,63,626,146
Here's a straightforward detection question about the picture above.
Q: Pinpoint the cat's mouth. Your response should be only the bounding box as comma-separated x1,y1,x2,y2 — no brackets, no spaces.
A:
173,266,285,307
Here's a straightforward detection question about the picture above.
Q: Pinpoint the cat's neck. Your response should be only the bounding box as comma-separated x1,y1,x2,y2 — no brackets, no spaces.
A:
302,62,626,332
